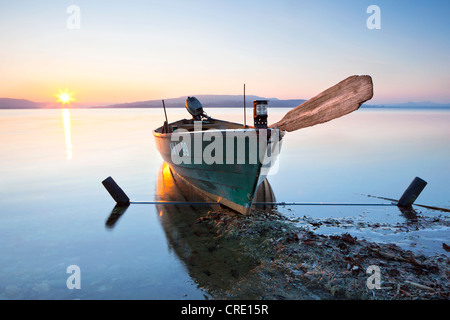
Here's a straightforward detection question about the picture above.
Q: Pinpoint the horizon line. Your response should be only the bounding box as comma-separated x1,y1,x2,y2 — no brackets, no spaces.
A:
1,96,450,108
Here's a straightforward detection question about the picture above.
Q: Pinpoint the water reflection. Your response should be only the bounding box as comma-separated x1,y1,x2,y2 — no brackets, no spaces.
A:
104,162,277,295
153,162,275,297
62,108,72,160
105,204,130,229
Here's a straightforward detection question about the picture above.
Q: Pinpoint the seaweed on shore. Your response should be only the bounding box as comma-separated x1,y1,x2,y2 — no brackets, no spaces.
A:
197,209,449,300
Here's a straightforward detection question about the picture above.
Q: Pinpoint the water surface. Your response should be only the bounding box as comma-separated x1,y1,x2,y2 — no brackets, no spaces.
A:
0,108,448,299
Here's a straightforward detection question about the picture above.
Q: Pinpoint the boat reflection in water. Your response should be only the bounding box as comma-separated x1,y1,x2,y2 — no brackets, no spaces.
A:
154,162,276,297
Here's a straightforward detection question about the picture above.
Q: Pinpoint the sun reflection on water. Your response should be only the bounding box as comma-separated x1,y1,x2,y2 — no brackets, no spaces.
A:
62,108,73,160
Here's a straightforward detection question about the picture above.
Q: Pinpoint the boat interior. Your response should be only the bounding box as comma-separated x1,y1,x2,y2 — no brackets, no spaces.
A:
155,118,253,134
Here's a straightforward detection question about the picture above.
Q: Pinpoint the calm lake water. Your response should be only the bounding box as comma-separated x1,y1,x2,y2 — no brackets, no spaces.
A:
0,107,449,299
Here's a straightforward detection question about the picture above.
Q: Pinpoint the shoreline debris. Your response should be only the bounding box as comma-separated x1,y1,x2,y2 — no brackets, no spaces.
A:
198,209,449,300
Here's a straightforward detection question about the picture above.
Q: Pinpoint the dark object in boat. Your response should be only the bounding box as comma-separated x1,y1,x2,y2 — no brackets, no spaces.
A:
186,96,205,120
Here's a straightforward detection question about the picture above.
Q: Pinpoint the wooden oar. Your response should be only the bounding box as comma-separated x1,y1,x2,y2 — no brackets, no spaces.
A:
270,75,373,132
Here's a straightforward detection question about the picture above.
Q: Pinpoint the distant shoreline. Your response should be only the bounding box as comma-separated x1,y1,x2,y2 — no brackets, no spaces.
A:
362,105,450,110
1,105,450,110
1,97,449,110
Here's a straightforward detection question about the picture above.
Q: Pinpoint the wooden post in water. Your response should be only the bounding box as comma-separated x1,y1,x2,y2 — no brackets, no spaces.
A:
397,177,427,207
102,176,130,206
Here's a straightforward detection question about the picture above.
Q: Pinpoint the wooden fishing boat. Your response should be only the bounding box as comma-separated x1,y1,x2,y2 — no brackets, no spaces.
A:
153,76,374,214
102,76,373,216
153,97,283,214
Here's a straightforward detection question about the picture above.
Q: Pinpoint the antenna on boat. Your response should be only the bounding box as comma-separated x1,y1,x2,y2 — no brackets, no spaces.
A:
162,99,169,133
243,84,246,128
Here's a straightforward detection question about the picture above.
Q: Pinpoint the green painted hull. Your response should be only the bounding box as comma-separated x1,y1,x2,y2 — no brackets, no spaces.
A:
153,120,283,214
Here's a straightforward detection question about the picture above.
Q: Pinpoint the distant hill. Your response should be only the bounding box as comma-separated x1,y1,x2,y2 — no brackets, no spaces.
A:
363,101,450,109
0,98,63,109
0,98,44,109
93,95,307,109
0,96,305,109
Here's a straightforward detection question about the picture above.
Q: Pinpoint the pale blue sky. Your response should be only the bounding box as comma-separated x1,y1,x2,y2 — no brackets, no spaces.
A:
0,0,449,104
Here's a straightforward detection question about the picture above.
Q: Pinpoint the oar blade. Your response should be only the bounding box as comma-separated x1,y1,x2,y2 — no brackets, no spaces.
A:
271,75,373,132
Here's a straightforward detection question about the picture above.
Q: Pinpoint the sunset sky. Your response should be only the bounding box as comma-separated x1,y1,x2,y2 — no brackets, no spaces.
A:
0,0,449,105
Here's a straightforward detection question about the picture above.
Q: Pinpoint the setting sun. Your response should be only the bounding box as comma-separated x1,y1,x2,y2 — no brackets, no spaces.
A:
56,89,75,105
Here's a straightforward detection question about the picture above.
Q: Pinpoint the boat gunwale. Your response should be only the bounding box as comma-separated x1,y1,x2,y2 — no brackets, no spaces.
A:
153,118,255,137
153,119,285,139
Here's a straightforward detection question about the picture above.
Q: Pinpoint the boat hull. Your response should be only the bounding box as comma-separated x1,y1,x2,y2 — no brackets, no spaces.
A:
153,124,283,214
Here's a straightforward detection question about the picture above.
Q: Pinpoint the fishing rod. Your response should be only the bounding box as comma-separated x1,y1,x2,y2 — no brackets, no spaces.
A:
243,83,246,127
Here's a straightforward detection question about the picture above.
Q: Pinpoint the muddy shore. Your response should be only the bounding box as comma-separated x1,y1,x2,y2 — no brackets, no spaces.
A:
196,209,449,300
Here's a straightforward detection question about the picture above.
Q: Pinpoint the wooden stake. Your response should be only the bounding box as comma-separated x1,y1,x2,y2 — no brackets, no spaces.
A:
397,177,427,207
102,176,130,206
